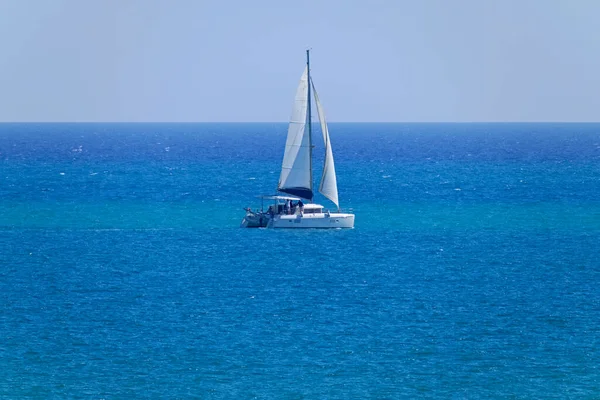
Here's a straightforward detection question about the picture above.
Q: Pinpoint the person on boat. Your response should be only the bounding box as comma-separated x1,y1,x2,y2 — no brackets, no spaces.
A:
297,199,304,215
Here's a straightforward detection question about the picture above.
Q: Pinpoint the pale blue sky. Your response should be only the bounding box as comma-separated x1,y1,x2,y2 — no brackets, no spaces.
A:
1,0,599,122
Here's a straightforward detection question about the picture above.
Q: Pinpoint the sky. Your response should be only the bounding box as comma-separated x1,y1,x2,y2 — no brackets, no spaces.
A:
0,0,599,122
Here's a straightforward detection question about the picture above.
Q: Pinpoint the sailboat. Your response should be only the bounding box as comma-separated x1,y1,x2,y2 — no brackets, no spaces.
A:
241,50,355,229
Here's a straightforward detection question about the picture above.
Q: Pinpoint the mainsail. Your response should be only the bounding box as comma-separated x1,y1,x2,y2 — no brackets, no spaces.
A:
277,66,313,200
312,79,339,209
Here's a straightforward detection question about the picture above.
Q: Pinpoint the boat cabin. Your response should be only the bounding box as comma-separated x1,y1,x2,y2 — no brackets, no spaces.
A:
301,204,325,214
258,195,327,215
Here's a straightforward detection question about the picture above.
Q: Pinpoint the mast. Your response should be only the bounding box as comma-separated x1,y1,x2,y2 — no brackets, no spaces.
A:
306,49,313,201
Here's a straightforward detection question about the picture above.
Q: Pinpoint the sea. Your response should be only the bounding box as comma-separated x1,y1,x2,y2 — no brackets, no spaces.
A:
1,122,599,398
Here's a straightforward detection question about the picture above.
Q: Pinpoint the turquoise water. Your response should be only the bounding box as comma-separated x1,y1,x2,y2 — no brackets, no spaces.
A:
1,122,599,398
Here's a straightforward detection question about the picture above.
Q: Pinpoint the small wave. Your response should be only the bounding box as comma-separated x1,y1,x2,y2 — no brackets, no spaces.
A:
71,228,177,232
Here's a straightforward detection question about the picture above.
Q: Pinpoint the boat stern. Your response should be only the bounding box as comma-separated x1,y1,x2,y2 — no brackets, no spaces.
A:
240,210,269,228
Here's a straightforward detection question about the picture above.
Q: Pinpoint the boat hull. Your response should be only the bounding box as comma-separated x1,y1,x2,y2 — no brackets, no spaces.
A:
268,212,354,229
240,210,354,229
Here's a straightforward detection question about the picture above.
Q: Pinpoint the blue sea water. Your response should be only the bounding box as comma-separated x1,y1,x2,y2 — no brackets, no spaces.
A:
1,122,599,398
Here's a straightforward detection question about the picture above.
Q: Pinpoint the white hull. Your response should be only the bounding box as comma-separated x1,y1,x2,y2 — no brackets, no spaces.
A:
269,212,354,229
241,207,354,229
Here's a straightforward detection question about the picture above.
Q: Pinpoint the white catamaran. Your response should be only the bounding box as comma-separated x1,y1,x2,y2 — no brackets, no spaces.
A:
241,50,355,229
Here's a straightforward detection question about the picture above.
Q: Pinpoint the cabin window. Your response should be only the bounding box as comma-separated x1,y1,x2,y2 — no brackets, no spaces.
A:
303,208,323,214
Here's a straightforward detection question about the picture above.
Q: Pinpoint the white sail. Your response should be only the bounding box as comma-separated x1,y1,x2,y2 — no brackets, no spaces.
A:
278,66,313,199
312,79,339,209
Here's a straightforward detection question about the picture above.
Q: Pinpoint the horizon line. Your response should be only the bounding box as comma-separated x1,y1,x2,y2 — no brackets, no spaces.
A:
1,121,600,124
